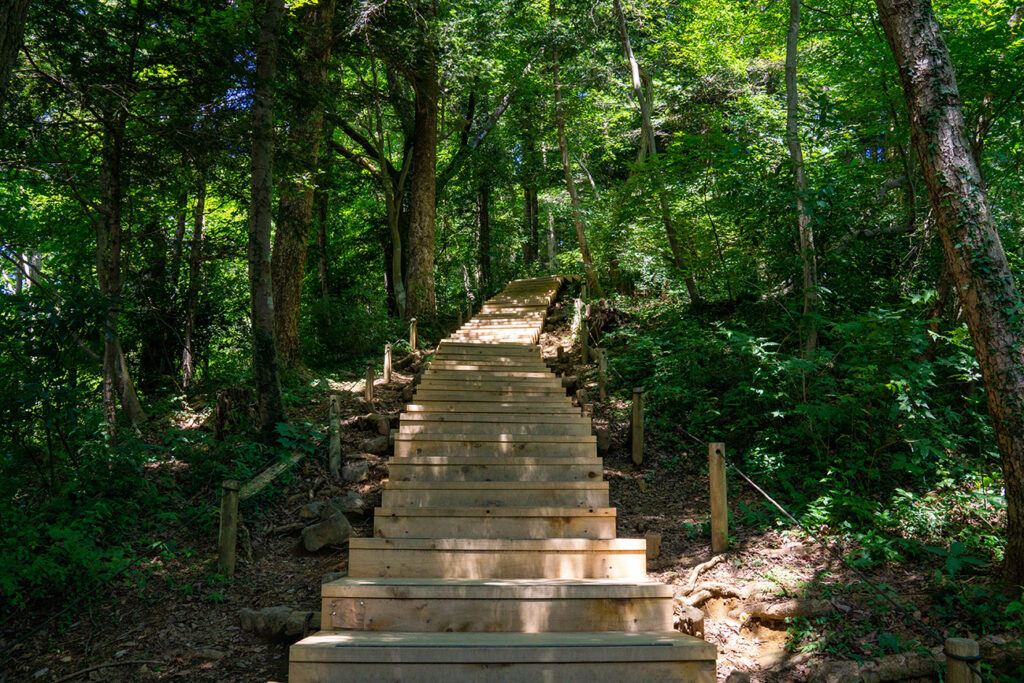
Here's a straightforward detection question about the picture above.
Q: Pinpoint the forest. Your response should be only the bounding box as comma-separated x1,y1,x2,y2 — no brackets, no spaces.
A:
1,0,1023,680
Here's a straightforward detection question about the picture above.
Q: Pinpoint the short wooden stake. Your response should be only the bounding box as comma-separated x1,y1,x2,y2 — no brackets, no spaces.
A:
409,317,418,350
582,284,588,301
457,310,463,327
383,343,392,383
364,362,374,403
218,480,240,577
630,388,644,465
597,348,607,402
709,443,728,554
328,395,341,478
581,316,590,364
945,638,981,683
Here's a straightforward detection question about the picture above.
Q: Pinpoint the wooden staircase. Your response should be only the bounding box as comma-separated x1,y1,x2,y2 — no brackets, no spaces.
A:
288,276,716,681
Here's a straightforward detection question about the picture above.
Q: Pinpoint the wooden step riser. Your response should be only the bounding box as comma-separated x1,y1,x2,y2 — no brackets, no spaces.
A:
395,441,595,458
405,403,581,415
374,514,616,539
380,488,609,508
400,413,590,425
321,596,672,633
438,347,541,356
412,391,570,402
418,379,565,391
425,370,554,378
398,423,591,436
388,462,602,482
348,548,647,579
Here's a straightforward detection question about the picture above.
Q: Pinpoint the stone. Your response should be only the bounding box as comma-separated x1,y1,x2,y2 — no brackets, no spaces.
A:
361,435,390,455
329,491,367,515
746,599,834,621
401,385,415,402
342,459,369,483
367,413,391,435
298,502,324,521
301,512,354,552
725,672,750,683
239,606,321,640
595,426,611,454
676,605,704,639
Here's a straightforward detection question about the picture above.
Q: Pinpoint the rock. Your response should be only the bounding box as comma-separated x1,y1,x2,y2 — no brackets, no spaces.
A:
330,491,367,515
301,512,354,552
725,672,750,683
746,599,834,621
595,426,611,454
361,435,390,455
298,501,324,521
561,375,578,392
644,532,662,560
321,570,347,584
367,413,391,435
401,385,415,401
676,605,704,638
342,459,369,483
239,606,321,640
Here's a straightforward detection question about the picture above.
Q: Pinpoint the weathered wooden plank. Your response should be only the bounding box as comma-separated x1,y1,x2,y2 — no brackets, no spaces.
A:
373,507,616,539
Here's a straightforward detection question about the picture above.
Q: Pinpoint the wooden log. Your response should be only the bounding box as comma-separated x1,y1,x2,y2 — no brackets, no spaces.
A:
631,388,644,465
329,395,341,479
410,317,418,350
709,442,728,554
365,362,374,403
945,638,981,683
384,343,392,383
218,479,240,577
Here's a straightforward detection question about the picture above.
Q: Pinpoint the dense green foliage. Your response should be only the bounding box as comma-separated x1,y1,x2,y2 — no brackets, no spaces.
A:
1,0,1022,648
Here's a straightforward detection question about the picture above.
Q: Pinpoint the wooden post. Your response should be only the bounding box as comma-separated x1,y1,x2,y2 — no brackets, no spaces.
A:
581,316,590,364
582,283,588,301
457,310,463,328
597,348,607,402
218,480,240,577
364,362,374,403
409,317,418,350
945,638,981,683
709,442,728,554
630,388,644,465
383,343,392,383
328,395,341,478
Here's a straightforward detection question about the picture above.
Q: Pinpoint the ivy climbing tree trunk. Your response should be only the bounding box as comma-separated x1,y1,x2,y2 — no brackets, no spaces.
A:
785,0,818,358
248,0,286,439
876,0,1024,588
271,0,337,367
612,0,700,304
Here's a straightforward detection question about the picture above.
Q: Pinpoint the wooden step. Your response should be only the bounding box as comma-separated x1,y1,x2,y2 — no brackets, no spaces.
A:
395,437,595,458
411,390,569,402
405,402,581,415
424,369,554,378
388,456,600,482
418,377,564,389
289,631,716,682
319,578,672,633
374,506,615,539
400,412,590,425
380,480,608,507
348,538,648,579
398,421,591,437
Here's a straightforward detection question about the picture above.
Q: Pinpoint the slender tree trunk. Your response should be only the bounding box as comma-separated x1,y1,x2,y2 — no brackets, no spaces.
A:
546,204,557,269
248,0,286,439
315,122,332,306
478,182,491,289
406,60,439,316
876,0,1024,588
182,174,205,388
0,0,30,108
785,0,818,357
612,0,700,303
550,9,603,297
271,0,337,367
169,185,188,292
95,110,147,433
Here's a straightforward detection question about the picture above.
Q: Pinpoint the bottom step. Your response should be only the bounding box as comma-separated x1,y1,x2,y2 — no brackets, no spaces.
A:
289,631,716,682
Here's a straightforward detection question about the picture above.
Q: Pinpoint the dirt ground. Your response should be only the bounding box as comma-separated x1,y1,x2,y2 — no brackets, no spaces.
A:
2,294,1020,682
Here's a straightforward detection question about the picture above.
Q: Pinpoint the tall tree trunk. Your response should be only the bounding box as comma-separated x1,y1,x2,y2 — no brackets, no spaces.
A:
785,0,818,357
248,0,286,439
546,204,557,269
169,184,188,292
406,60,439,316
550,8,603,297
315,122,332,306
182,174,205,388
478,182,491,289
0,0,29,108
95,110,147,433
612,0,700,303
876,0,1024,588
271,0,337,367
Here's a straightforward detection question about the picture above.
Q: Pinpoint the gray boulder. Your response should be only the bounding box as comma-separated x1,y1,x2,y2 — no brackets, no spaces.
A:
301,512,354,552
